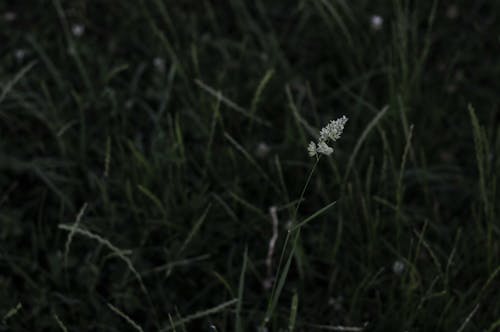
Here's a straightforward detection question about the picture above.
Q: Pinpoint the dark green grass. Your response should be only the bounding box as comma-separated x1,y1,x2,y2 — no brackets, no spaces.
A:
1,0,499,331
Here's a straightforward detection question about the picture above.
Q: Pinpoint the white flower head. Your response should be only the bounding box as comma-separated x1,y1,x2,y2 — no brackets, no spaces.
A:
255,142,271,158
308,115,348,158
307,141,317,157
153,57,166,72
319,115,348,142
316,141,333,156
392,260,405,275
72,24,85,37
14,49,27,62
370,15,384,31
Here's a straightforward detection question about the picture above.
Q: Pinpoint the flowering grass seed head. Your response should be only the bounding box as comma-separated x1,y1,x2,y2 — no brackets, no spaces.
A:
308,115,348,157
317,141,333,156
319,116,348,142
308,142,317,157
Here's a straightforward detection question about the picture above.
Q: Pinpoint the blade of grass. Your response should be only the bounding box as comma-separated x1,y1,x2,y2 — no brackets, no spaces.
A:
160,299,238,332
290,200,337,232
249,69,274,130
263,158,319,325
179,204,211,254
53,313,68,332
137,184,167,217
2,303,22,323
0,61,37,104
107,303,145,332
396,124,414,226
235,247,248,332
263,229,300,325
58,223,159,328
63,202,88,269
345,106,389,180
469,104,494,270
456,304,479,332
195,79,271,127
224,132,281,193
288,292,299,332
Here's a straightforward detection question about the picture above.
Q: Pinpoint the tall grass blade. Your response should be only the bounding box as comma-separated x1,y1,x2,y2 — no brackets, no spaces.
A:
345,106,389,180
288,292,299,332
0,61,37,104
107,303,145,332
160,299,238,332
235,247,248,332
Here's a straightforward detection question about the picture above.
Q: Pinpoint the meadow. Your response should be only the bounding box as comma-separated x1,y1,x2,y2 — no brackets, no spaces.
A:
1,1,499,331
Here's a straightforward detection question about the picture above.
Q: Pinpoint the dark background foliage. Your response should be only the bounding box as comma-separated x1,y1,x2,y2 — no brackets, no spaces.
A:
1,1,499,331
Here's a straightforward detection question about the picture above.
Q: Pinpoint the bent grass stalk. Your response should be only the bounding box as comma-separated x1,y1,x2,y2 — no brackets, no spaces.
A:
63,202,88,270
160,299,238,332
107,303,145,332
58,224,160,328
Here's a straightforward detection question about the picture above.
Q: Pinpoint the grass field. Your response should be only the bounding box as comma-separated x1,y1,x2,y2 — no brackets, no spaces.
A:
1,1,499,331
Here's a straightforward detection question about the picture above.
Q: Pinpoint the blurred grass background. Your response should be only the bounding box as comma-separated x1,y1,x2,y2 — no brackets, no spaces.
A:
1,0,499,331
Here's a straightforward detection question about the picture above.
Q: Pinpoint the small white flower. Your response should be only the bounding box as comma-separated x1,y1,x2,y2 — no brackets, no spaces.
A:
370,15,384,30
392,260,405,275
72,24,85,37
307,141,317,157
255,142,271,158
14,49,26,62
316,141,333,156
153,57,166,72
